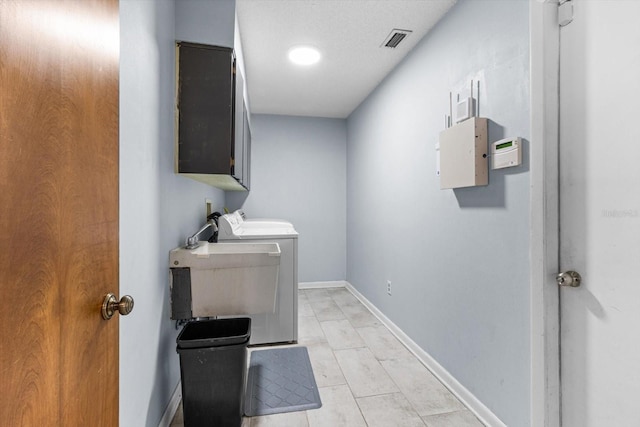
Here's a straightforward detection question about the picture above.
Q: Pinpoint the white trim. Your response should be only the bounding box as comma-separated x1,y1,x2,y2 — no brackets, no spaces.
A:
344,282,506,427
529,1,561,427
157,381,182,427
298,280,347,289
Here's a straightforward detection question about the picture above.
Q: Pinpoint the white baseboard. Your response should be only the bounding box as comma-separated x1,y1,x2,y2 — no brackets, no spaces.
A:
298,280,347,289
158,381,182,427
344,282,506,427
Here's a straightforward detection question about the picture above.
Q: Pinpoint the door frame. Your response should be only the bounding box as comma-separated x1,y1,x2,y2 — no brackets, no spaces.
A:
529,1,561,426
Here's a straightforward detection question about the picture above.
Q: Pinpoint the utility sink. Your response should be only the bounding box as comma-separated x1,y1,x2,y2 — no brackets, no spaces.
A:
169,242,281,318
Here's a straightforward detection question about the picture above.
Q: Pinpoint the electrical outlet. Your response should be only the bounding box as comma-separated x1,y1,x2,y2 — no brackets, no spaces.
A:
205,199,213,219
387,280,392,296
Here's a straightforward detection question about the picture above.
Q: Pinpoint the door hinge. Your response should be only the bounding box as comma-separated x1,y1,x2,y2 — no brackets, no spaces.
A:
559,0,574,27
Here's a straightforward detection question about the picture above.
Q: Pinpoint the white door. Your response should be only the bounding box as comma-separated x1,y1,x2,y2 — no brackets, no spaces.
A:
559,1,640,425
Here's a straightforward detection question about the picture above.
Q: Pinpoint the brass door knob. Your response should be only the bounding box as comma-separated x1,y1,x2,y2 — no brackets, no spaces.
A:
102,293,135,320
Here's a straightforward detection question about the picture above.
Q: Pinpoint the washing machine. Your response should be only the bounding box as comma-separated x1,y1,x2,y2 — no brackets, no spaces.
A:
217,210,298,345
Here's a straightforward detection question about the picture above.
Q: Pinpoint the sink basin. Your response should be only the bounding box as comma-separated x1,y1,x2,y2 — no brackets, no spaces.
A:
169,242,281,318
173,241,281,264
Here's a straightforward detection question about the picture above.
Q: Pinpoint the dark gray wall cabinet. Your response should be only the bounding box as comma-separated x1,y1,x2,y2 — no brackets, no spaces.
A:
175,42,250,191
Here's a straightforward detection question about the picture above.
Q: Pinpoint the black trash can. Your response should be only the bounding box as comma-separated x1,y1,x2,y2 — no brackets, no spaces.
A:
177,318,251,427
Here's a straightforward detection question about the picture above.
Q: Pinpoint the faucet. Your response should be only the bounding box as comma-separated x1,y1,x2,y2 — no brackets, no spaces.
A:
185,219,218,249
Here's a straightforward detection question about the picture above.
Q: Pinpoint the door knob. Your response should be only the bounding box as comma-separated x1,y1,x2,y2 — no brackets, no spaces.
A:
102,293,134,320
556,271,582,288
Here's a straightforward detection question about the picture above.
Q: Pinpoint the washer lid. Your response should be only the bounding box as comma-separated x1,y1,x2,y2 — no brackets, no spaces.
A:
218,211,297,239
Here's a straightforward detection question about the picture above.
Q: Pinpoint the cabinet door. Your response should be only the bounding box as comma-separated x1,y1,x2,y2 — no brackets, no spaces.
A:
242,105,251,190
233,67,244,183
177,43,233,175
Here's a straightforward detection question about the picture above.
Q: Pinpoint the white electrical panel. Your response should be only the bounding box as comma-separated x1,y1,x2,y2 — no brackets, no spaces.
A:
491,137,522,169
438,117,488,189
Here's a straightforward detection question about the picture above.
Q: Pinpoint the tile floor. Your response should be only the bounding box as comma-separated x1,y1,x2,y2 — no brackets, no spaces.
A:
171,287,484,427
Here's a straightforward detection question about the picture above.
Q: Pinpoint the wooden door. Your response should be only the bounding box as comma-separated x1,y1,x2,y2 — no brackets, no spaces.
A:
0,0,120,425
559,0,640,425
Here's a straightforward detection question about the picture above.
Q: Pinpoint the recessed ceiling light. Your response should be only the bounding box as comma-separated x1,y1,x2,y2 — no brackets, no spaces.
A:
288,45,321,66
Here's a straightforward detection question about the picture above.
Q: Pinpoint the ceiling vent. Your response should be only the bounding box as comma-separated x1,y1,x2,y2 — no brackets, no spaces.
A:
381,29,412,48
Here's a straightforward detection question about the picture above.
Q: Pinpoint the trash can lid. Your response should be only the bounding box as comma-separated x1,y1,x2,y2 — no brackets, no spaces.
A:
177,318,251,349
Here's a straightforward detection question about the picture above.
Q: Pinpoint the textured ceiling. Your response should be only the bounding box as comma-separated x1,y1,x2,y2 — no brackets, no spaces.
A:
236,0,457,119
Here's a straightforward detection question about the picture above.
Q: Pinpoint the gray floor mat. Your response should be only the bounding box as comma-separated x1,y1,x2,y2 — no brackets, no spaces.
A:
244,346,322,416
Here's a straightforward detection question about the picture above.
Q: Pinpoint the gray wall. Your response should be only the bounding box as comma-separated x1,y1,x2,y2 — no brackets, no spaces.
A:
175,0,235,46
119,1,226,425
226,114,347,283
346,1,531,426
